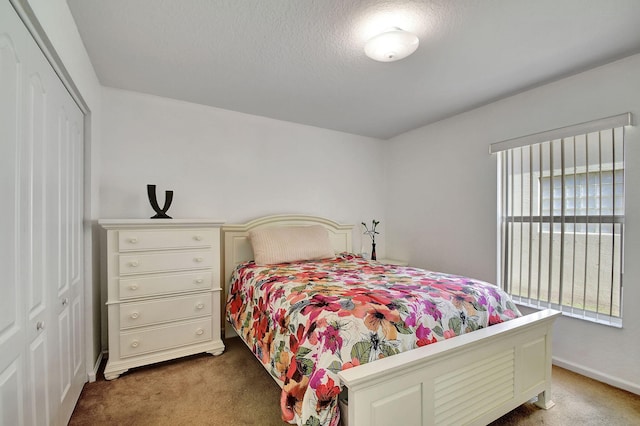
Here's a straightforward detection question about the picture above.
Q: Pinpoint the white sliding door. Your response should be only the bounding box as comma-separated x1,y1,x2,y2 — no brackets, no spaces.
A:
0,1,86,424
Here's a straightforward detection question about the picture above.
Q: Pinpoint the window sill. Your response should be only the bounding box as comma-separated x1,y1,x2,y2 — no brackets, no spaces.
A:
513,297,622,328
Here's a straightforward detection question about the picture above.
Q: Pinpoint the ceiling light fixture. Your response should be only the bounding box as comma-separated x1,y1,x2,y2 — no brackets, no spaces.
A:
364,28,419,62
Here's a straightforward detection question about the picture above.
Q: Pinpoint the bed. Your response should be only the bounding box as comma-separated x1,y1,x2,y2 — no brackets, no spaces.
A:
222,215,560,426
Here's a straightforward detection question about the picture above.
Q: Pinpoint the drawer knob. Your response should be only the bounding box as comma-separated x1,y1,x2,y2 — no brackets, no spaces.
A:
129,260,139,267
195,278,204,284
194,257,204,263
196,328,204,336
129,237,138,244
36,321,45,331
62,298,69,307
130,312,139,319
131,340,139,348
196,303,205,310
194,235,203,241
129,284,139,291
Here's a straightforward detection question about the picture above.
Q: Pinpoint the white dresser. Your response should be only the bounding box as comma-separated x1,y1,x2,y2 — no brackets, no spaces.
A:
99,219,225,379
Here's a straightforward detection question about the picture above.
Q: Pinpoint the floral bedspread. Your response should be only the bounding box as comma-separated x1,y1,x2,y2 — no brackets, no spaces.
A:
226,253,521,426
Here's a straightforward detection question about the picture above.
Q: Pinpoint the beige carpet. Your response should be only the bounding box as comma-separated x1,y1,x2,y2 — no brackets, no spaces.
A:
70,337,640,425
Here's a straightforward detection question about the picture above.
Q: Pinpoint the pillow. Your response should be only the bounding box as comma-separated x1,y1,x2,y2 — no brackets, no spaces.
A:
249,225,335,265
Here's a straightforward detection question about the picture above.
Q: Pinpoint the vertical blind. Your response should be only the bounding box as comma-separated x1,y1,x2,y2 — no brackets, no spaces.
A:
490,114,631,327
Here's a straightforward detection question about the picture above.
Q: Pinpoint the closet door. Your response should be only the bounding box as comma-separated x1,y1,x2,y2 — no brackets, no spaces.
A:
50,64,86,426
0,2,86,425
0,6,26,423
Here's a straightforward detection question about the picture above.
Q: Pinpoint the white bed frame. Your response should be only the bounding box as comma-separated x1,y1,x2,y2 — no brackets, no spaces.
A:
221,214,560,426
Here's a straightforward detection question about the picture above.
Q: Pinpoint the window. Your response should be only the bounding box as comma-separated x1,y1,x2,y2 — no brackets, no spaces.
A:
540,170,624,233
490,114,631,327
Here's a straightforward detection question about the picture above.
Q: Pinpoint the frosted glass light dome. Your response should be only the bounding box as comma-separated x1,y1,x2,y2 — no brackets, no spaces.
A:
364,28,419,62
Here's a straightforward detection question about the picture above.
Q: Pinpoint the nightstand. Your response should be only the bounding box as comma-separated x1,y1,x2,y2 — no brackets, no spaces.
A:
99,219,225,379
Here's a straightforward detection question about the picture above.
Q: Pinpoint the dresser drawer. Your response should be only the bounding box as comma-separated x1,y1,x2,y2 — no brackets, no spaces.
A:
119,271,213,299
120,293,212,329
120,318,212,358
118,229,216,251
119,250,213,275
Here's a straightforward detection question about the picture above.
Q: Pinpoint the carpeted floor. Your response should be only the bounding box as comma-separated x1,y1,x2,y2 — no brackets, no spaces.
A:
70,337,640,426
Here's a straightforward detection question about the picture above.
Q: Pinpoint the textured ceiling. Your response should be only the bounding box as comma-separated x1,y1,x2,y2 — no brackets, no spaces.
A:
67,0,640,139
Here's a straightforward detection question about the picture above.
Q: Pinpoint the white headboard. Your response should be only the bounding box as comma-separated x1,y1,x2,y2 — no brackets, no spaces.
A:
221,214,353,336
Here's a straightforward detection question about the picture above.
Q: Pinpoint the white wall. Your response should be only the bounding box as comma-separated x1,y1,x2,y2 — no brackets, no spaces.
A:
101,88,385,229
385,53,640,394
22,0,103,378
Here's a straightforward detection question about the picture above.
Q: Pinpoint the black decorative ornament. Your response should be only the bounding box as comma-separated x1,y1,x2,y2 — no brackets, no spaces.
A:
147,184,173,219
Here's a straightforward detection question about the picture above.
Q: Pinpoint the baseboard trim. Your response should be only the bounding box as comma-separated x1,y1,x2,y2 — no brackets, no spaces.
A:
553,356,640,395
88,351,105,383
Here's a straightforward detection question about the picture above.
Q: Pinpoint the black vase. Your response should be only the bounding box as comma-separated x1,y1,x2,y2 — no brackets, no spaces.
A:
371,243,377,261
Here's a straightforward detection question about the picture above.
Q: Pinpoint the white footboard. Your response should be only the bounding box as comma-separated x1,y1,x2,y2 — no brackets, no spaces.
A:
338,309,560,426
